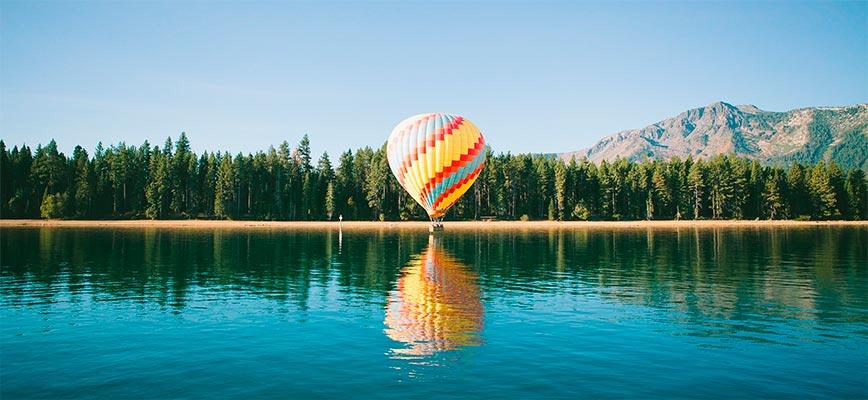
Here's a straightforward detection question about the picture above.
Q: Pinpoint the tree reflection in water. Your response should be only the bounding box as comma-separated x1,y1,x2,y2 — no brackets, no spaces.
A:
2,227,864,332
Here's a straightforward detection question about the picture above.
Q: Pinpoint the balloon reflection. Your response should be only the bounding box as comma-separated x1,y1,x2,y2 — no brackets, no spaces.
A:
384,236,483,358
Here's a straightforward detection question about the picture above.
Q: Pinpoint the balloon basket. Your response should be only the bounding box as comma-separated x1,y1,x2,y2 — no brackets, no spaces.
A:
429,222,444,233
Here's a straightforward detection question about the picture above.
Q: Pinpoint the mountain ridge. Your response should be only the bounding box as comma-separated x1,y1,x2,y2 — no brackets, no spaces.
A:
558,101,868,169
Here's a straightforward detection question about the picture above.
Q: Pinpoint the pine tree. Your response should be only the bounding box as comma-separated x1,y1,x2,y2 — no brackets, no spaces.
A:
71,146,92,218
233,153,245,217
302,173,316,220
297,134,312,174
335,150,355,219
673,157,691,220
632,161,652,220
0,141,10,217
365,146,389,220
845,169,867,220
161,137,174,213
747,160,764,219
287,144,304,219
145,148,170,219
809,162,838,220
598,161,614,218
535,158,551,219
325,181,335,220
763,169,787,219
554,160,567,220
729,157,749,219
273,143,290,218
109,142,130,214
610,159,629,219
652,162,670,218
707,156,736,219
30,140,66,199
313,152,334,220
92,142,112,216
352,147,374,220
7,145,34,217
547,199,556,221
186,154,200,215
214,154,235,219
487,150,504,217
827,162,847,219
787,163,808,218
171,132,192,215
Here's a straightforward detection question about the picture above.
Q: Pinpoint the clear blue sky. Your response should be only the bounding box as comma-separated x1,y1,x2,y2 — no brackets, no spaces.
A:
1,1,865,158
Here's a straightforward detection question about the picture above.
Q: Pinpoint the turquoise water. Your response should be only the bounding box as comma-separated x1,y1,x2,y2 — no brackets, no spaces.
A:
1,227,866,399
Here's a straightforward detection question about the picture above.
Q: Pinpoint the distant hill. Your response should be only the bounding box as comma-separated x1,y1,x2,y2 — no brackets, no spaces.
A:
559,102,868,169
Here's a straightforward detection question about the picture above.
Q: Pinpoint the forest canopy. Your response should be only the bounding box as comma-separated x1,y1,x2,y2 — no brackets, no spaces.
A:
1,133,865,221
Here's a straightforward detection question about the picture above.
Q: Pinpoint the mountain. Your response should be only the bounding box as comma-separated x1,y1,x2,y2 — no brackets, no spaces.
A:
558,102,868,169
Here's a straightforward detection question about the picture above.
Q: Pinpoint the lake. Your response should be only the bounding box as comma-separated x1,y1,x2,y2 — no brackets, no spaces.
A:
1,226,866,399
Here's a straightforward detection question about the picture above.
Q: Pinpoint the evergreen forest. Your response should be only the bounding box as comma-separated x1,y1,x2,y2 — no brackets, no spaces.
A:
1,133,865,221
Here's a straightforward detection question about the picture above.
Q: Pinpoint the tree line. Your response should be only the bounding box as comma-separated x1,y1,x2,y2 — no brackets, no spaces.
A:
1,133,865,221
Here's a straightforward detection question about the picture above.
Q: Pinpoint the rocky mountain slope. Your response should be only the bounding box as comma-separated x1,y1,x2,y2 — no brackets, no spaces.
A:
559,102,868,169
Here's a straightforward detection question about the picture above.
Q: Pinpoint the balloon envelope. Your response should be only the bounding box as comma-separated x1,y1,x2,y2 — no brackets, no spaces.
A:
386,113,486,219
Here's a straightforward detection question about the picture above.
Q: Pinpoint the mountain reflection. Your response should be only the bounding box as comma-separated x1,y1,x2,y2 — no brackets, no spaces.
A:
384,235,482,357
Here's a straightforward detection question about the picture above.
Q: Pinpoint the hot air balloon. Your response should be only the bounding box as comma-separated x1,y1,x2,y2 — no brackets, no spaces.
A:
386,113,486,230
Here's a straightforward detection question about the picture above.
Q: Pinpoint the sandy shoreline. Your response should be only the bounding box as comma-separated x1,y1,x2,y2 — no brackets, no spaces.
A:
0,219,865,231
